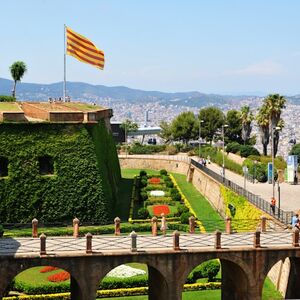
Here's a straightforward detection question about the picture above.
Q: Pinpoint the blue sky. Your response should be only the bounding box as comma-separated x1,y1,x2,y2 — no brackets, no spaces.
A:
1,0,300,94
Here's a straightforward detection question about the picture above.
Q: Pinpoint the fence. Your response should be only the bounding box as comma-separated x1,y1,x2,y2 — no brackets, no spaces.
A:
191,159,294,225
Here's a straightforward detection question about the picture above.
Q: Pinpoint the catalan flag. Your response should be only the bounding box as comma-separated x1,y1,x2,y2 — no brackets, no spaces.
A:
66,27,105,70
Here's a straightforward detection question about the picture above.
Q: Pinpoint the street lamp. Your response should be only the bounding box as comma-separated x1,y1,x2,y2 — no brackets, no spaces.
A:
222,124,229,179
271,126,281,199
198,119,204,157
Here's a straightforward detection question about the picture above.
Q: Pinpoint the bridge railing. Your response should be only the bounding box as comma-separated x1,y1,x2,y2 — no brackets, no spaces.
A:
3,230,298,256
191,159,294,225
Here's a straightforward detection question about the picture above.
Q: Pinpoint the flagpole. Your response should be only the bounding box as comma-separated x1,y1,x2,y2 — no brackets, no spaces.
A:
63,24,66,101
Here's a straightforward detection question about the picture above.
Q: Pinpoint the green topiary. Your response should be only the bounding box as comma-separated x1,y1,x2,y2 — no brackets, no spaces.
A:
160,169,168,176
177,205,189,215
180,212,193,224
165,181,174,188
139,170,147,177
171,193,181,202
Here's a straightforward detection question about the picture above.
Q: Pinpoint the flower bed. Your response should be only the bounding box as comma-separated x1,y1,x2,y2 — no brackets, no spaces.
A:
149,177,161,184
149,190,165,197
40,266,58,273
152,205,170,216
47,271,70,282
106,265,146,278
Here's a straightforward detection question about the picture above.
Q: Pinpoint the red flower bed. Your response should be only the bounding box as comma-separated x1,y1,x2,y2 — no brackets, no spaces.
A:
47,271,70,282
149,177,161,184
153,205,170,215
40,266,58,273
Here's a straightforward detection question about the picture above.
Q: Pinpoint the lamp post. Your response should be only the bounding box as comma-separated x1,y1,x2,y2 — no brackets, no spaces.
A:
198,119,204,157
271,126,281,199
222,124,229,179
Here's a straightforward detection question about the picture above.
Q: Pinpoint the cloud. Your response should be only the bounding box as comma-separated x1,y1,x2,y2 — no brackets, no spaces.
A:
226,61,284,76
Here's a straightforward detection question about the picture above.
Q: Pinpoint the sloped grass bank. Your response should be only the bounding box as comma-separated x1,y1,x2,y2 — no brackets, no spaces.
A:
171,173,224,231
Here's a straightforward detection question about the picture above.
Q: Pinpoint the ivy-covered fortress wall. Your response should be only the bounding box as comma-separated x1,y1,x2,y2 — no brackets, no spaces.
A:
0,120,121,223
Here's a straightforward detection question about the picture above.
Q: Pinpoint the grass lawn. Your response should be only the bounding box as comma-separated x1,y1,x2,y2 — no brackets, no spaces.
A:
98,290,221,300
0,102,21,111
14,266,70,287
171,173,224,232
121,169,160,179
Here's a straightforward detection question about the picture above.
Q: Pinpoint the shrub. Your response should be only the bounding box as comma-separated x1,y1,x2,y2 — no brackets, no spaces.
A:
165,181,174,188
166,145,178,155
129,143,166,154
0,95,15,102
239,145,260,158
180,212,193,224
47,271,70,282
137,207,150,219
177,205,189,215
226,142,241,154
160,169,168,176
139,170,147,177
140,179,148,187
255,163,268,183
140,191,148,201
192,260,220,282
171,193,181,202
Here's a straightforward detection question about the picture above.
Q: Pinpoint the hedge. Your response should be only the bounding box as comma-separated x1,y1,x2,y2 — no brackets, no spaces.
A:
0,121,120,223
4,283,221,299
0,95,15,102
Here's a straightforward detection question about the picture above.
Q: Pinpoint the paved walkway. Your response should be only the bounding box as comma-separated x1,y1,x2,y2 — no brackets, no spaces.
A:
204,160,300,213
120,154,300,212
0,232,295,256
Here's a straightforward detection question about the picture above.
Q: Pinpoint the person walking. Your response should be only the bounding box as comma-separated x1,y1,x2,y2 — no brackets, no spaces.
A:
270,197,276,215
292,214,299,227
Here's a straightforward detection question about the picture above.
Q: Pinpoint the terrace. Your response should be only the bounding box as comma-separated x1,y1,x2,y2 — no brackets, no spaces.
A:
0,101,112,123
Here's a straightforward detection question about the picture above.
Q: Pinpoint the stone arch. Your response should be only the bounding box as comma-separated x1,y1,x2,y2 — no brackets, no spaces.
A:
181,254,254,300
261,253,300,299
0,259,82,298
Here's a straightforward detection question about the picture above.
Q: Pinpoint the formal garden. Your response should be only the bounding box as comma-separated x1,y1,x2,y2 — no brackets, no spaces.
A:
1,168,282,299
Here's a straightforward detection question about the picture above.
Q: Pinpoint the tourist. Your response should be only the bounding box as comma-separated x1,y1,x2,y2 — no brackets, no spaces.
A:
270,197,276,215
292,214,299,227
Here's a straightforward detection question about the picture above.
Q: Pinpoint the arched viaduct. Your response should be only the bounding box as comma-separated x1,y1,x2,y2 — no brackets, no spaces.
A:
0,233,299,300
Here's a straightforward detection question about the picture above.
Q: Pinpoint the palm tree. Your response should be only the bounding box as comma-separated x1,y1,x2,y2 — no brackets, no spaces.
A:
263,94,286,157
256,104,270,156
240,106,253,145
10,61,27,98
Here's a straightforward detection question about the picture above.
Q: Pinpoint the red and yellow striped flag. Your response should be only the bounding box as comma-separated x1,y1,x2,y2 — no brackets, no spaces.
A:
66,27,105,70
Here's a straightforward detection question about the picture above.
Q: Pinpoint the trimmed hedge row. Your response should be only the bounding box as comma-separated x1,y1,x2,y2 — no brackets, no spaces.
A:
5,282,222,299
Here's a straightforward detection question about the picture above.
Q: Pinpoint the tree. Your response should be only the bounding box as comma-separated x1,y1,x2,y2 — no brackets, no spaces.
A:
240,106,253,145
256,104,270,156
198,107,225,143
263,94,286,157
159,121,173,143
225,110,242,144
120,119,138,132
10,61,27,98
171,111,197,144
290,143,300,163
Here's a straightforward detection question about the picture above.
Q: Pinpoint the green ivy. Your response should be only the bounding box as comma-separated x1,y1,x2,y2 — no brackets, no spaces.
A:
0,121,120,223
